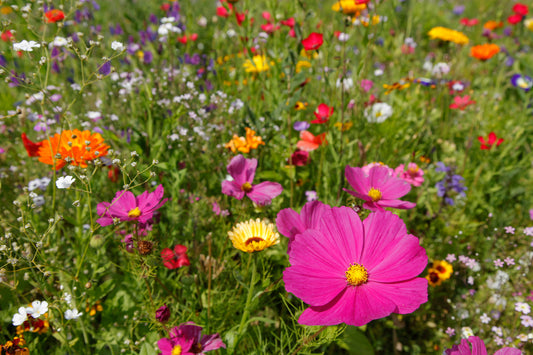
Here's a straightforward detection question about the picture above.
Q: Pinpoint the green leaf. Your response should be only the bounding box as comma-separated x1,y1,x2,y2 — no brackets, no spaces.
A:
337,326,374,355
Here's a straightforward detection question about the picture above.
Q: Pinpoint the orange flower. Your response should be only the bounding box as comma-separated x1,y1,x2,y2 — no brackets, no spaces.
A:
296,131,327,151
34,129,110,170
224,127,265,153
483,20,504,30
45,9,65,23
470,43,500,61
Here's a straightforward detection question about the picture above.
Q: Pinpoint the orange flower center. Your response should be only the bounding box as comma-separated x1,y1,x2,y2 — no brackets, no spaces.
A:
345,263,368,286
241,182,253,193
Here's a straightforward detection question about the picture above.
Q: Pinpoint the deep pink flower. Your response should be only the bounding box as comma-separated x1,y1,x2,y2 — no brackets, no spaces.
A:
177,322,226,354
221,155,283,205
311,103,334,124
161,245,190,269
276,201,329,252
395,163,425,187
449,95,476,110
360,79,374,92
301,32,323,51
155,304,170,323
478,132,504,150
158,330,194,355
281,17,295,28
444,336,521,355
96,185,168,226
288,150,310,166
284,207,428,326
344,165,416,211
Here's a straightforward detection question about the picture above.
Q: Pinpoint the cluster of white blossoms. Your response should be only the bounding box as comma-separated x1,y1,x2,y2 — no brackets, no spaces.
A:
12,300,49,326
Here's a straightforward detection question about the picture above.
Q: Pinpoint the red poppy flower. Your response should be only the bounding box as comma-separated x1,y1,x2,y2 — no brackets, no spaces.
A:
160,3,171,11
296,131,327,152
508,13,524,25
1,30,13,42
45,9,65,23
161,245,190,269
177,35,188,44
302,32,323,51
513,3,528,16
460,18,479,26
261,23,280,33
281,17,295,28
21,133,43,157
188,33,198,41
478,132,504,150
311,103,334,124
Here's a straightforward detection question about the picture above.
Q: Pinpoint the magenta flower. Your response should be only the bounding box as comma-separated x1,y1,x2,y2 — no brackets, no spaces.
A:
158,322,226,355
96,184,168,227
283,207,428,326
222,155,283,205
276,201,329,252
395,163,425,187
444,336,521,355
344,165,415,211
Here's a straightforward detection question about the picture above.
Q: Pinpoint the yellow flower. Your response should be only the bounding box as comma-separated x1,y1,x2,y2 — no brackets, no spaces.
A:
525,18,533,31
428,26,469,45
295,60,312,73
331,0,366,15
294,101,308,111
228,219,280,253
334,122,353,131
1,6,13,15
383,80,411,95
243,55,270,73
225,128,265,153
426,260,453,287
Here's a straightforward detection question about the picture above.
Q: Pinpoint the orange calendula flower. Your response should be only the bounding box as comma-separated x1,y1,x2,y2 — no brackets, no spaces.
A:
225,128,265,153
483,20,504,30
86,300,103,316
428,26,469,45
45,9,65,23
426,260,453,287
470,43,500,61
24,129,110,170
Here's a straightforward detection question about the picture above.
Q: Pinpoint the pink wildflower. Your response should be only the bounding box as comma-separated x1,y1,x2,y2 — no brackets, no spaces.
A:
344,165,416,211
158,323,225,355
449,95,476,110
221,155,283,205
396,163,425,186
276,201,330,252
284,207,428,326
362,162,395,176
360,79,374,92
444,336,521,355
96,185,168,226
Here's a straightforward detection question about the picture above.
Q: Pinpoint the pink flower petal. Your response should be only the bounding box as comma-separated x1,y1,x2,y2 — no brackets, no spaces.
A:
221,180,245,200
247,181,282,205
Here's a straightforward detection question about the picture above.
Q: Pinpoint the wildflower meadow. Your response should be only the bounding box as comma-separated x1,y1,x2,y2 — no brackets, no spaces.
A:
2,0,533,354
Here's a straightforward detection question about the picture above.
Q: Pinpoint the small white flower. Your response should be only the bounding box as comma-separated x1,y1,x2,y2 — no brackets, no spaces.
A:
12,307,28,326
111,41,124,51
480,313,491,324
338,33,350,42
432,62,450,77
56,176,75,189
461,326,474,338
13,40,41,52
364,102,393,123
26,300,48,318
515,302,531,315
65,308,83,320
50,36,68,47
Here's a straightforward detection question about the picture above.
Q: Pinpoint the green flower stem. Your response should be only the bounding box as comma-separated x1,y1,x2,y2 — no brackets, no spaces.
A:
236,256,256,343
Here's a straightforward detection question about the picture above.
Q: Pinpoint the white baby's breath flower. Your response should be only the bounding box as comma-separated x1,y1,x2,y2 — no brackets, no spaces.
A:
56,176,75,189
13,40,41,52
12,307,27,326
111,41,124,51
65,308,83,320
26,300,48,318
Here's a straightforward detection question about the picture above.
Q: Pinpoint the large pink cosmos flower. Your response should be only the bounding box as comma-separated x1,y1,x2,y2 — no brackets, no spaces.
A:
96,184,168,227
276,201,329,252
221,155,283,205
344,165,416,211
444,336,521,355
284,206,428,326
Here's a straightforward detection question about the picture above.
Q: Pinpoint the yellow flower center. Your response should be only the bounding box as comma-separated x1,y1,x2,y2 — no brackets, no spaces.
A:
128,207,141,218
171,345,182,355
345,263,368,286
241,182,253,193
367,188,382,202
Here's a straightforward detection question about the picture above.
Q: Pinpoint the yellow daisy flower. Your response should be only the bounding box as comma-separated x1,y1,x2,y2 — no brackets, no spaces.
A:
228,219,280,253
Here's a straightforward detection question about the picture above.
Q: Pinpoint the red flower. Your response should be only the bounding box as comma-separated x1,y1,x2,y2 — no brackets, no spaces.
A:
216,6,230,18
281,17,295,28
478,132,504,150
235,11,247,26
449,95,476,110
21,133,43,157
460,18,479,26
355,0,371,4
262,11,272,22
188,33,198,41
302,32,323,51
261,23,280,33
45,9,65,23
311,103,334,124
508,13,524,25
288,150,310,166
296,131,327,152
177,35,188,44
160,3,171,11
513,3,529,16
1,30,13,42
108,166,120,182
161,245,190,269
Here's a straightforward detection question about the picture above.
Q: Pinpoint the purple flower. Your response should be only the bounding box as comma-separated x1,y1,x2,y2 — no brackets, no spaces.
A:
293,121,310,131
344,165,416,211
511,74,533,92
98,61,111,76
143,51,153,64
96,184,168,227
221,155,283,205
452,5,465,15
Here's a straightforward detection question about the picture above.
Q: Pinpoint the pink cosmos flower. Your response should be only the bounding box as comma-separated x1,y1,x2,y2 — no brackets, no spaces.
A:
96,185,168,226
161,245,191,269
449,95,476,110
362,162,395,176
158,323,226,355
221,155,283,205
276,201,329,252
395,163,425,187
444,336,521,355
284,207,428,326
344,165,416,211
360,79,374,92
311,103,334,124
